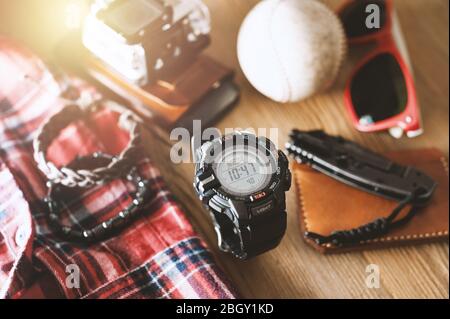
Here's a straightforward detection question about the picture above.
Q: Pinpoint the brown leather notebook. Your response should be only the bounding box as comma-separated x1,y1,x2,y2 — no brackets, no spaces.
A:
293,148,449,254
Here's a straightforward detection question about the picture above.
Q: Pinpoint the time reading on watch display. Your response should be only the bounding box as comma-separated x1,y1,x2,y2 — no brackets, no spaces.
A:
215,148,273,196
225,163,257,182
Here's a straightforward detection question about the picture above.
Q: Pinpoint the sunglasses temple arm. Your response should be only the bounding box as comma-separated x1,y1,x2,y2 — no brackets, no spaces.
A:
391,9,413,74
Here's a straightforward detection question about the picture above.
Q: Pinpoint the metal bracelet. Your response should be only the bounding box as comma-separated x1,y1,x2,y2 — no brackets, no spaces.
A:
44,153,151,244
33,99,144,188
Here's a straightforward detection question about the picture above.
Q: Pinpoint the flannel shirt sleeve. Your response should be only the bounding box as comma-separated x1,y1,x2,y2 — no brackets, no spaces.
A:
0,160,35,299
0,36,238,299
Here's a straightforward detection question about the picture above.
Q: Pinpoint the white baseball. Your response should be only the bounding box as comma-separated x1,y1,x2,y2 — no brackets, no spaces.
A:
237,0,347,103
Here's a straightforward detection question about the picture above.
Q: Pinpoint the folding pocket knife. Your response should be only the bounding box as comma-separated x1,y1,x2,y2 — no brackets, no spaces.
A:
286,130,437,204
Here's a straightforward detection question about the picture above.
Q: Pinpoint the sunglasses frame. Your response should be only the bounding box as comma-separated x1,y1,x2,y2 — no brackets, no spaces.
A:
341,0,423,137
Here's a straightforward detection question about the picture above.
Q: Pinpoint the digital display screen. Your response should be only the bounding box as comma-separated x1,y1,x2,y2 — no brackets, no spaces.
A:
101,0,163,36
215,147,273,196
224,163,258,183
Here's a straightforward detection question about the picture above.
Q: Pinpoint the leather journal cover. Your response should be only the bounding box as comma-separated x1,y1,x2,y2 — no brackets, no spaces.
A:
293,148,449,254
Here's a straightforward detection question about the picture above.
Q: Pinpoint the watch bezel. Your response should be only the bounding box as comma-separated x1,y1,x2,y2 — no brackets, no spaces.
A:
199,132,287,203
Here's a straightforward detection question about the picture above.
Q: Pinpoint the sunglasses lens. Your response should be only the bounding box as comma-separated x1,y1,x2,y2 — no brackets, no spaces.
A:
340,0,387,38
350,53,407,125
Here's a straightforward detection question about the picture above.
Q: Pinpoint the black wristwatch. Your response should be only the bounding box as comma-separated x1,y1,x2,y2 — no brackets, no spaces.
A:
192,130,291,259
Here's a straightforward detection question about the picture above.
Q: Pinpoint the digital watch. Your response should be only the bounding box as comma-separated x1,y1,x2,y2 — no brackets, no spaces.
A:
192,130,291,259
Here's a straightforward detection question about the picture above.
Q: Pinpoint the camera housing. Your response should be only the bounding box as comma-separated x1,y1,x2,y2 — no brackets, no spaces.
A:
83,0,211,86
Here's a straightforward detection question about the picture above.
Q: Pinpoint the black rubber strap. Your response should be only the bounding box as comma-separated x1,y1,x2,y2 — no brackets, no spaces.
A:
243,211,287,259
210,204,286,260
305,190,422,247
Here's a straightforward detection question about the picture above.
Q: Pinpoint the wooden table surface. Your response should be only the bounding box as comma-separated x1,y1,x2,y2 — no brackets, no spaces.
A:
2,0,447,299
145,0,449,299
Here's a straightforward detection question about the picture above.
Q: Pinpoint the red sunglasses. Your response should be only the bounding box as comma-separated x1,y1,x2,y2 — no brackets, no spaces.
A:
339,0,423,138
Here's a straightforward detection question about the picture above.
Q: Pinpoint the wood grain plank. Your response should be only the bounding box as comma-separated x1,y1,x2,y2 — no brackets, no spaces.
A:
2,0,446,299
141,0,449,298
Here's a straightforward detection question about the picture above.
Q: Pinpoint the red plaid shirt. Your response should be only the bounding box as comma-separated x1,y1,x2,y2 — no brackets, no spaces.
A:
0,37,237,299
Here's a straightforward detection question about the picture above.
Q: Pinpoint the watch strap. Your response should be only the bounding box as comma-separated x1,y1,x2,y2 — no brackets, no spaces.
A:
209,196,287,259
241,210,287,259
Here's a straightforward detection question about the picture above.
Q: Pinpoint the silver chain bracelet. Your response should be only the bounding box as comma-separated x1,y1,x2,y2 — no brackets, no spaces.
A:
33,99,145,188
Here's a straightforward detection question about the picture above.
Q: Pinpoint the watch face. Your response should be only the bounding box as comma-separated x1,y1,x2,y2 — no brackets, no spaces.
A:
214,146,276,196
